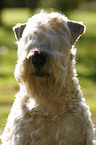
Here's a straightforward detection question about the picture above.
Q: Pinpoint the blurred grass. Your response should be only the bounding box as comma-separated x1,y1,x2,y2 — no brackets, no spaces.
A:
0,8,31,136
2,8,31,27
0,9,96,139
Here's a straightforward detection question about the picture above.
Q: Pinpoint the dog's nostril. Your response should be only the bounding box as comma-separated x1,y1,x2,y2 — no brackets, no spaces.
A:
32,53,46,69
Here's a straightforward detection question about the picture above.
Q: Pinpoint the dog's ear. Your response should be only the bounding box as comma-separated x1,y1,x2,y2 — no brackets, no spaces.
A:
67,21,86,44
13,23,26,41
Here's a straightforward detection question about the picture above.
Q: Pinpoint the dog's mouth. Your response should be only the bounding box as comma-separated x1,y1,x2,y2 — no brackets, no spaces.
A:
33,71,50,77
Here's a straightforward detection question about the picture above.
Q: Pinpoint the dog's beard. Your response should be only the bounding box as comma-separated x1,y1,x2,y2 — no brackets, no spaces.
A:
15,55,68,105
25,72,64,105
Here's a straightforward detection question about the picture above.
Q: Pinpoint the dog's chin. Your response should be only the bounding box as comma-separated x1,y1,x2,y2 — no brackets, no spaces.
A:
33,72,50,77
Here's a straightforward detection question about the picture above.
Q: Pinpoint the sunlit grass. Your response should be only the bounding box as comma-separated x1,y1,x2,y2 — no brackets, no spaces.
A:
2,8,31,26
0,106,11,135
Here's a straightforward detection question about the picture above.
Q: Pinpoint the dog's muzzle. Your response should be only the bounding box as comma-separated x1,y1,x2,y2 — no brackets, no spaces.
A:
32,50,49,77
32,50,46,69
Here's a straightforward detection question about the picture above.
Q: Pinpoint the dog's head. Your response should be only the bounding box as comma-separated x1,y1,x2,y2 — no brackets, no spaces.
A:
13,11,85,103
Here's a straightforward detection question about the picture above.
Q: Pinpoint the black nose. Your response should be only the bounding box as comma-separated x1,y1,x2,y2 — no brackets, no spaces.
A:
32,51,46,69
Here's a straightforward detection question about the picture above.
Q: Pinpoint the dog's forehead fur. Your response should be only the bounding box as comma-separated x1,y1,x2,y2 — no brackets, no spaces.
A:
26,12,68,32
17,12,71,58
24,13,70,44
13,11,85,58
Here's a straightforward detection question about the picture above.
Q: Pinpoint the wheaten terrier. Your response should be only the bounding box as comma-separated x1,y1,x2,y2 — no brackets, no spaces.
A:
1,11,95,145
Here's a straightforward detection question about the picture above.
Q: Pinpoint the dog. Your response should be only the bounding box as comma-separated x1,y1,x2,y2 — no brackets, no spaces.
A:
1,11,95,145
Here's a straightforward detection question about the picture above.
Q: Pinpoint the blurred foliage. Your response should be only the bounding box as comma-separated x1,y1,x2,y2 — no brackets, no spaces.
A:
0,0,96,26
1,0,96,12
37,0,87,12
78,1,96,11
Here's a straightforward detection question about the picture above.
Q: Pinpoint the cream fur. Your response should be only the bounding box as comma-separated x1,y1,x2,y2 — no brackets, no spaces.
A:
1,11,95,145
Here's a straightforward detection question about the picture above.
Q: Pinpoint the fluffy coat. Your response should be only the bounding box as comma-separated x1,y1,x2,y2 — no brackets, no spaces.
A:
1,11,95,145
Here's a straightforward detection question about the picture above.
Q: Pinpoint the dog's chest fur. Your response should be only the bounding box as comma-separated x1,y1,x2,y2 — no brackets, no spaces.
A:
10,96,86,145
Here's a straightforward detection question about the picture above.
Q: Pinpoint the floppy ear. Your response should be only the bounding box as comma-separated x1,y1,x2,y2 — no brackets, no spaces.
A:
67,21,86,44
13,23,26,41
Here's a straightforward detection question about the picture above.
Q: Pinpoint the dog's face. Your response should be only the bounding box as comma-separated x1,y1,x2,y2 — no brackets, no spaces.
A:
13,12,85,103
